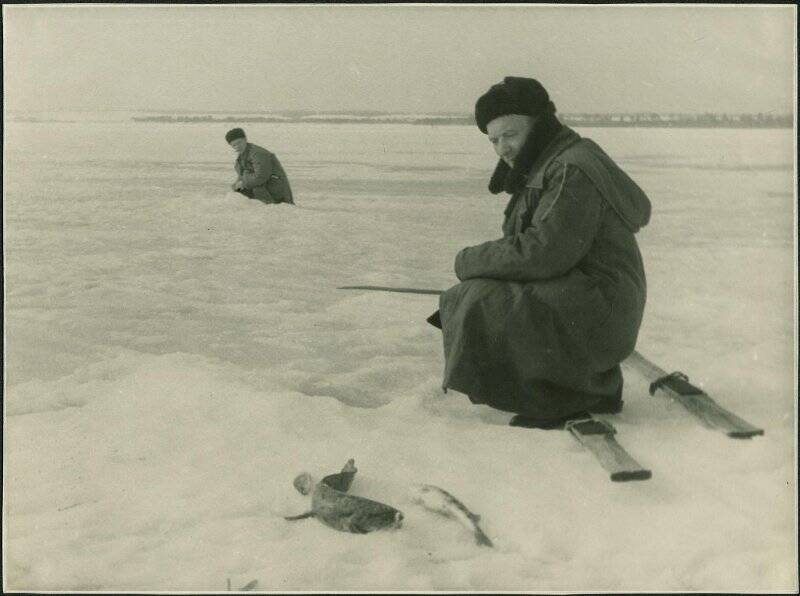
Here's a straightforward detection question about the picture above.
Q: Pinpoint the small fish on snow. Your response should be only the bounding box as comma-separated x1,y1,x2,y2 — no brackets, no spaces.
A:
410,483,493,547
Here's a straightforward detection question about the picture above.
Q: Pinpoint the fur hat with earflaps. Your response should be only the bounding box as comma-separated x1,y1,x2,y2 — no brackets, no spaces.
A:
474,77,563,195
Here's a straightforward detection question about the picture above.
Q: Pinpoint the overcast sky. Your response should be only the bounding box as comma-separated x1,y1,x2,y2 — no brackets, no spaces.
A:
3,4,796,114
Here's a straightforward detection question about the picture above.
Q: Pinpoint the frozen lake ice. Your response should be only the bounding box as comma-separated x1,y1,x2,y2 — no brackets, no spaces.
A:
3,118,796,591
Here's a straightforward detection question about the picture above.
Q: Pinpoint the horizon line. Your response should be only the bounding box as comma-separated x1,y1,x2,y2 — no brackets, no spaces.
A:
6,108,795,117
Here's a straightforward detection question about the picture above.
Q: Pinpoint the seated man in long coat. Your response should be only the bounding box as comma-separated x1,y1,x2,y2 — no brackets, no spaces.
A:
226,128,295,205
437,77,651,429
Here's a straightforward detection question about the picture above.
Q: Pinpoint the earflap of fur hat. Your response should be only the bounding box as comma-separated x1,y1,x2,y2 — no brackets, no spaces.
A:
488,159,511,194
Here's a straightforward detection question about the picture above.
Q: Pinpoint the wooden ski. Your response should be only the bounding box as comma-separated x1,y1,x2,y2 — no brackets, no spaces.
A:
624,350,764,439
565,417,652,482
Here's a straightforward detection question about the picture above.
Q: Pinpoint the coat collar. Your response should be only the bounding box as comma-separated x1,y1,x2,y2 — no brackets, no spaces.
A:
524,126,582,189
237,143,252,166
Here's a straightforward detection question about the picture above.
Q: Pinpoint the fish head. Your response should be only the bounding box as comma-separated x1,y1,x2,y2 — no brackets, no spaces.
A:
409,484,446,508
373,507,404,530
409,483,434,500
356,506,405,532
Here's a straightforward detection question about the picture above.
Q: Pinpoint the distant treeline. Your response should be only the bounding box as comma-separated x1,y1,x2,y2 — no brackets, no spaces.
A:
565,112,793,128
131,112,793,128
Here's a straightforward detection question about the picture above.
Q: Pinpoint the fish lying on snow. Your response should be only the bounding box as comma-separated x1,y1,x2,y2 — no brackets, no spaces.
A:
285,459,404,534
410,484,493,547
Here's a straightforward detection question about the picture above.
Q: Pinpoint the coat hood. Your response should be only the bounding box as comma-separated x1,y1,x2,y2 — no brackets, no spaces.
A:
525,127,652,233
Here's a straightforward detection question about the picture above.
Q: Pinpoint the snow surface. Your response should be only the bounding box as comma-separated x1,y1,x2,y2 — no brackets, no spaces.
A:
3,120,797,592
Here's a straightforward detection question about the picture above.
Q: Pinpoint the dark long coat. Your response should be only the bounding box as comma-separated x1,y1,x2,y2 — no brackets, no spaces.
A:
235,143,294,204
439,126,651,418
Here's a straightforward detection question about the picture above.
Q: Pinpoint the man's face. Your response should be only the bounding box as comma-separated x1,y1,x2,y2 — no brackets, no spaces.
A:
486,114,534,167
229,137,247,154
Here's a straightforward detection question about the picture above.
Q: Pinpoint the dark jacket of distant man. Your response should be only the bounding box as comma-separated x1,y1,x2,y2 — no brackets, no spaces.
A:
234,143,295,205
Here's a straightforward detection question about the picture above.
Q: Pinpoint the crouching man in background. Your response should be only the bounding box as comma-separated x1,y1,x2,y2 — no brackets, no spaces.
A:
226,128,295,205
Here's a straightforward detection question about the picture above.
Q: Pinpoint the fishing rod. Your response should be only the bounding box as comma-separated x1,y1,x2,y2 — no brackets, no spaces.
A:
337,285,443,296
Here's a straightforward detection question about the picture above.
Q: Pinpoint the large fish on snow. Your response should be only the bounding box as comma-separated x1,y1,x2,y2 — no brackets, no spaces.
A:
285,459,404,534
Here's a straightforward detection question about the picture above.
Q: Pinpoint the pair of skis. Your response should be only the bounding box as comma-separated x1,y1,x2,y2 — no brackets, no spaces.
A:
337,285,765,483
567,350,764,483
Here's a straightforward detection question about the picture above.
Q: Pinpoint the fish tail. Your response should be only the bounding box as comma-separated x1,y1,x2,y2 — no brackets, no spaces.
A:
474,527,494,548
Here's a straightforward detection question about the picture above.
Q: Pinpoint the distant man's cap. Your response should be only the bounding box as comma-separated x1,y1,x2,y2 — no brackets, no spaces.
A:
475,76,556,134
225,128,246,143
